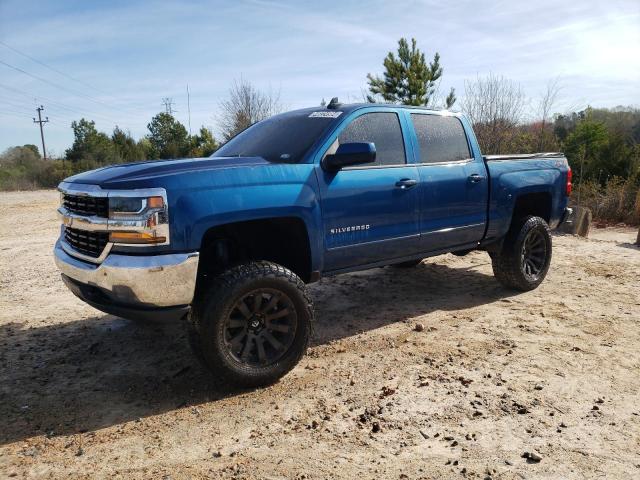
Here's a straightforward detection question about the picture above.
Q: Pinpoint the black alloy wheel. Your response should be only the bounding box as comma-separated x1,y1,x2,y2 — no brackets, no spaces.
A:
491,215,552,291
188,261,313,388
223,288,297,367
520,228,548,282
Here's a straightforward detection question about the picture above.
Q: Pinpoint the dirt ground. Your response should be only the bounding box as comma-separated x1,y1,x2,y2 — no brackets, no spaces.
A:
1,190,639,480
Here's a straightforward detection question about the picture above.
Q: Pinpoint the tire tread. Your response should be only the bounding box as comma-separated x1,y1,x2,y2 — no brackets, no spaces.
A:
188,261,313,388
491,216,551,291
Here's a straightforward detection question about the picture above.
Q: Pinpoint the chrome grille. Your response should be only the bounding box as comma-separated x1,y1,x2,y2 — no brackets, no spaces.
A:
64,227,109,258
62,194,108,218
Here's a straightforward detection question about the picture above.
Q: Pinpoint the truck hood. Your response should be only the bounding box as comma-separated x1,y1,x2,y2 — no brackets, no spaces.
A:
64,156,271,186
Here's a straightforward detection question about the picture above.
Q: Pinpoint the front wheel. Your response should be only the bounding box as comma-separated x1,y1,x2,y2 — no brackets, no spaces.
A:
491,216,552,291
188,261,313,388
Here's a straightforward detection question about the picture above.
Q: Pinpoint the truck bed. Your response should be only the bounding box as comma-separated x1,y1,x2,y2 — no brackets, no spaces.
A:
482,152,570,245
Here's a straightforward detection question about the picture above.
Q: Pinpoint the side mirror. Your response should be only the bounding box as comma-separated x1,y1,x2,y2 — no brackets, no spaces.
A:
322,142,376,171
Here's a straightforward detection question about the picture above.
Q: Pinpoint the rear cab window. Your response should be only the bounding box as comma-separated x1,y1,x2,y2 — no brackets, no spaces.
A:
411,114,471,164
337,112,406,167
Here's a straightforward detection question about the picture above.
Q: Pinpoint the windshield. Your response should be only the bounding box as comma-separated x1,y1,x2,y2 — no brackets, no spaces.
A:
212,109,341,163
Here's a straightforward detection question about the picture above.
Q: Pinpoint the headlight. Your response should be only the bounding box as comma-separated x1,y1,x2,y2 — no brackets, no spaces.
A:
109,196,165,216
108,193,169,246
109,197,144,215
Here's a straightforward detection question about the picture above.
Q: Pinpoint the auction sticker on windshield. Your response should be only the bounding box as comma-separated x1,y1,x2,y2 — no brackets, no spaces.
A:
309,111,343,118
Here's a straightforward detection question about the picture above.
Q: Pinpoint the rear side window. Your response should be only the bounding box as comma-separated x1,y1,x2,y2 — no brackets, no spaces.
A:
338,112,406,166
411,114,471,163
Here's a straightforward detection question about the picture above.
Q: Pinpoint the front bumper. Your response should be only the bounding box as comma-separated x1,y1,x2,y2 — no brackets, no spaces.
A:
54,240,199,321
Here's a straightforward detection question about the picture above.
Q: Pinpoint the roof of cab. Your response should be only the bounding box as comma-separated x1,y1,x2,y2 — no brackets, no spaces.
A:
295,102,456,116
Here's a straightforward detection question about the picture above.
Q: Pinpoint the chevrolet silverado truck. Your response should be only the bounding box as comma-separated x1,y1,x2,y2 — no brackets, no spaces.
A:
54,101,572,387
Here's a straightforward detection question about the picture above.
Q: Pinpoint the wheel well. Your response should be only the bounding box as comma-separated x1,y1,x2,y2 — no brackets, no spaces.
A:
512,192,552,224
196,217,312,288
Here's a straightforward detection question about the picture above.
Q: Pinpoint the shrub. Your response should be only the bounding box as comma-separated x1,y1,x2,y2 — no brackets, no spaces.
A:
0,146,72,191
573,177,640,225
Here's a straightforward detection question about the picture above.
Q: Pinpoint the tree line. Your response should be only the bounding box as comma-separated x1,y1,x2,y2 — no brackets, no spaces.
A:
0,114,218,190
1,37,638,225
0,77,284,190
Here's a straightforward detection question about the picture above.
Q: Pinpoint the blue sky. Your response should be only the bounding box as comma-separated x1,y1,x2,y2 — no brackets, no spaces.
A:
0,0,638,155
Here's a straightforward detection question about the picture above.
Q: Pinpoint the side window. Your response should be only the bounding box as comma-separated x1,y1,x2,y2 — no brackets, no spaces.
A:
411,114,471,163
338,112,406,166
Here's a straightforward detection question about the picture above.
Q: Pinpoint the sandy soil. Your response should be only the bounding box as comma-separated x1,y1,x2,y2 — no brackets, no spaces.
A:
1,190,639,479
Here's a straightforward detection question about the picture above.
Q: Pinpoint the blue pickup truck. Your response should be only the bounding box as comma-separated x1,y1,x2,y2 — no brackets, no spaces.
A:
55,101,572,387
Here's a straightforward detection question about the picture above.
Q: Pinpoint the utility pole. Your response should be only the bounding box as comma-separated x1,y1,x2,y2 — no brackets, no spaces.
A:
186,85,192,136
33,105,49,160
161,97,175,115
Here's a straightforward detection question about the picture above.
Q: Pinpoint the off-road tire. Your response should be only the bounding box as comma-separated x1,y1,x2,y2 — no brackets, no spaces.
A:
491,216,552,291
188,261,313,388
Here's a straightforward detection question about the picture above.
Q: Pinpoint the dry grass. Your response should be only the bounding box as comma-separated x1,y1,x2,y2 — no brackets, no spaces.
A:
573,178,640,226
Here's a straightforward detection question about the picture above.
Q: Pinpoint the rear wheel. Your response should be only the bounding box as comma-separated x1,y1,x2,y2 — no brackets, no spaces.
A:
491,216,552,291
188,261,313,388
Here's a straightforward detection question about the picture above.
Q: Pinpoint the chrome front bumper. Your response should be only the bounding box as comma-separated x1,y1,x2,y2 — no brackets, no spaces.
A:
54,240,199,310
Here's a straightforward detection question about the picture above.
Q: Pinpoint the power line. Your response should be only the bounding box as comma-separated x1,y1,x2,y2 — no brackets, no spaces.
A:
0,97,35,114
0,101,83,133
33,105,49,160
0,58,147,117
0,40,108,96
0,82,137,126
0,107,36,118
0,41,155,114
0,58,116,110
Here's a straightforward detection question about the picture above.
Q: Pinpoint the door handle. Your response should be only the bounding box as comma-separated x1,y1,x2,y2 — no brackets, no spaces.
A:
395,178,418,189
468,174,484,183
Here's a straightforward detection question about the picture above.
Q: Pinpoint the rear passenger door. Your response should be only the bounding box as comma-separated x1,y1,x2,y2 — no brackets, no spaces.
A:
317,110,420,271
409,113,488,252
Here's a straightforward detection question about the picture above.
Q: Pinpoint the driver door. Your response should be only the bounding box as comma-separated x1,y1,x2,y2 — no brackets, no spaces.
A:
316,110,420,271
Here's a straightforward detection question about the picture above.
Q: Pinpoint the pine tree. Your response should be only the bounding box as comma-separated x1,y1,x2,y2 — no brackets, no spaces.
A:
112,126,147,162
189,127,218,157
66,119,119,167
147,113,190,159
367,37,455,108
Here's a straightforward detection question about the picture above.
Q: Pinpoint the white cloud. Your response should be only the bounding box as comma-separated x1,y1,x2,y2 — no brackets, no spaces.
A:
0,0,638,152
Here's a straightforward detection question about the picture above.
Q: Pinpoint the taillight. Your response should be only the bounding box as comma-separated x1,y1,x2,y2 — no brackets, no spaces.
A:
566,167,572,196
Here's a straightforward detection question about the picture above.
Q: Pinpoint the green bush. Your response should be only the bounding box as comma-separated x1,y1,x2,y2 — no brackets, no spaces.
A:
0,146,76,191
